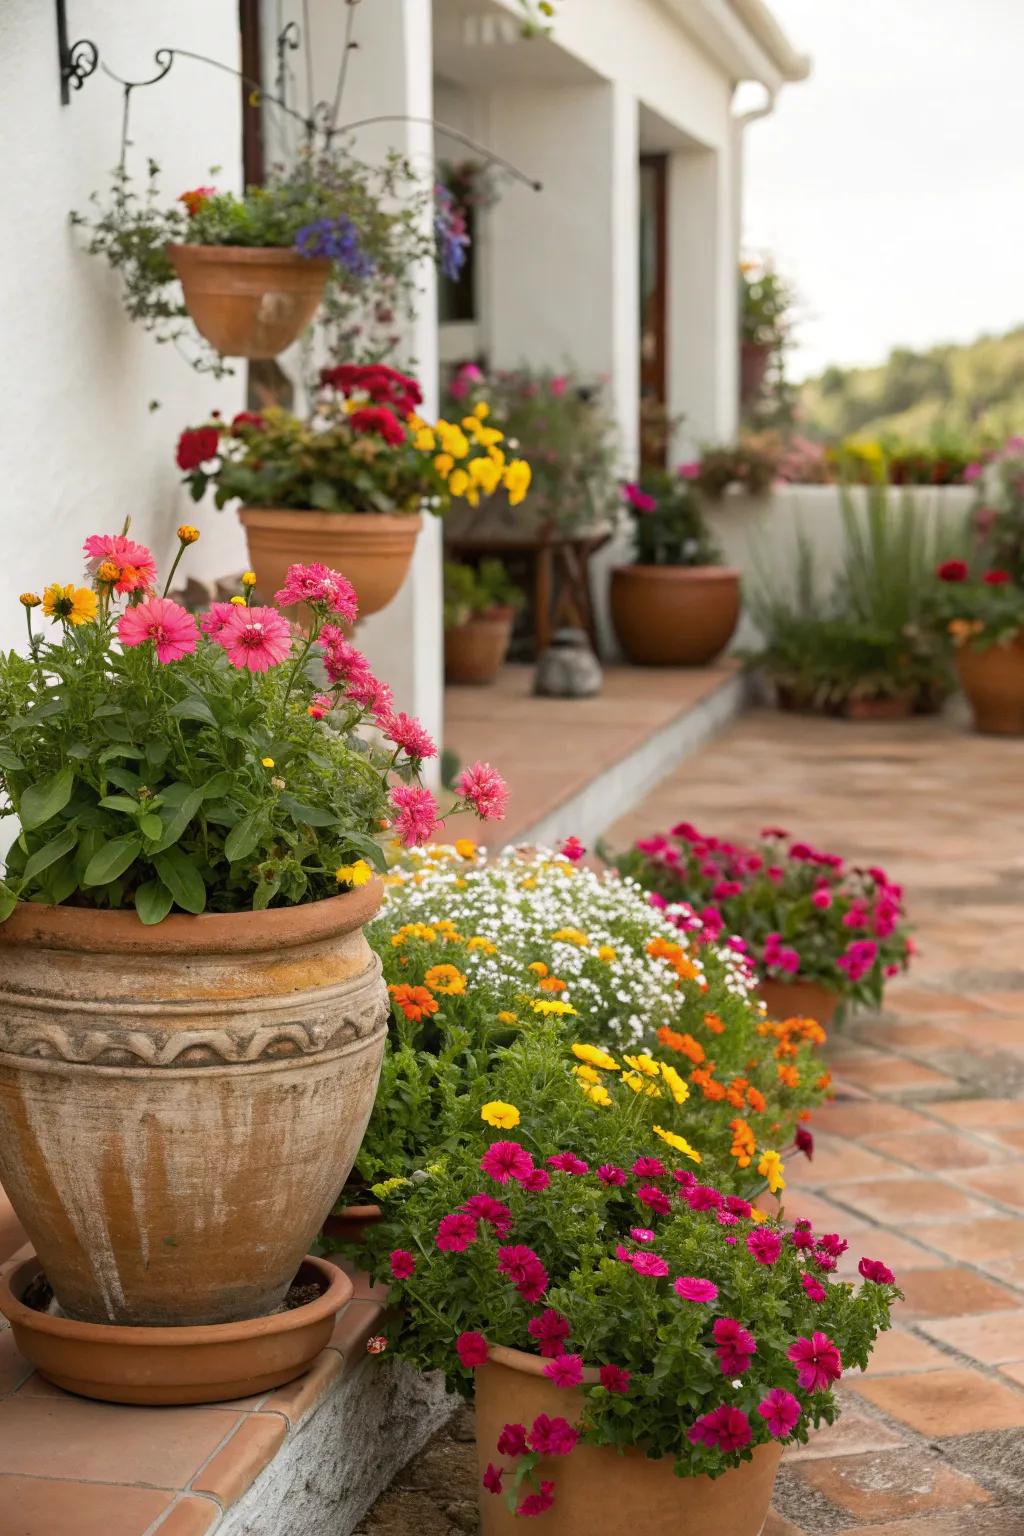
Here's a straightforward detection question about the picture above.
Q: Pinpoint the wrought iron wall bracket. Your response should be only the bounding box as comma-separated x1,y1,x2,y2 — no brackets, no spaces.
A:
56,0,99,104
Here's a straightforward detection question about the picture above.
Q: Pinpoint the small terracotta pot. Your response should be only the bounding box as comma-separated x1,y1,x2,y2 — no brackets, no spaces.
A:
0,885,389,1326
740,340,773,407
610,566,740,667
0,1251,352,1405
475,1346,782,1535
955,640,1024,735
759,978,840,1029
321,1202,383,1248
843,693,915,721
238,508,422,620
166,245,330,357
445,608,515,685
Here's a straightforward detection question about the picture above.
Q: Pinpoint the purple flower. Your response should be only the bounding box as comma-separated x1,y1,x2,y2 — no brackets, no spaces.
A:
294,216,375,278
434,185,470,280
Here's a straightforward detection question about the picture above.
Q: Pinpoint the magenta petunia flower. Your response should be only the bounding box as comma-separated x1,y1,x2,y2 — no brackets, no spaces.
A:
746,1229,783,1267
118,597,198,664
528,1413,577,1457
378,709,437,761
480,1141,535,1185
455,1330,489,1368
216,605,292,672
482,1463,503,1496
497,1422,528,1457
547,1152,589,1176
674,1276,719,1303
688,1404,751,1452
528,1309,571,1359
636,1184,672,1215
274,561,357,622
389,783,440,847
543,1353,583,1388
521,1167,551,1193
389,1249,416,1279
858,1257,896,1285
455,760,508,821
801,1271,827,1302
462,1194,513,1236
597,1164,626,1186
757,1388,802,1438
516,1480,555,1518
435,1213,477,1253
559,835,586,862
632,1157,667,1179
713,1317,757,1374
599,1363,630,1394
629,1227,655,1244
497,1244,548,1302
629,1251,670,1279
787,1332,843,1392
686,1184,723,1212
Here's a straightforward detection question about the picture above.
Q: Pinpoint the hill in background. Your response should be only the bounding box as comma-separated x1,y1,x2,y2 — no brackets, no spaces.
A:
796,326,1024,445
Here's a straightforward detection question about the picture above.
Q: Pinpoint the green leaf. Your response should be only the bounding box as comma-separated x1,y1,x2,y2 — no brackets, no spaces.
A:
0,884,17,923
168,696,218,728
83,835,142,887
0,747,25,772
153,848,207,914
98,795,143,815
99,745,145,763
20,767,75,832
104,766,143,793
279,795,338,828
65,742,92,760
202,771,233,800
252,876,281,911
139,813,164,841
150,788,204,852
135,880,174,925
21,825,79,883
338,831,387,871
145,741,171,771
310,478,340,511
224,811,263,864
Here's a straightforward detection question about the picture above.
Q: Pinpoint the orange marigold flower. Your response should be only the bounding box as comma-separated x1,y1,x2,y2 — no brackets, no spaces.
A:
528,961,549,977
388,984,439,1022
815,1071,832,1092
725,1077,749,1110
798,1109,812,1123
538,976,567,993
656,1026,705,1064
777,1064,801,1089
702,1011,725,1034
730,1116,756,1168
691,1067,726,1102
746,1086,767,1114
424,963,467,996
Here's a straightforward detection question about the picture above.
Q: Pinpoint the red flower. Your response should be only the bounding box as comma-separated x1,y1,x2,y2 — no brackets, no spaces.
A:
389,1249,416,1280
636,1184,672,1215
497,1422,528,1457
599,1363,630,1394
480,1140,535,1185
516,1481,555,1518
597,1164,626,1186
179,185,216,216
175,425,220,471
632,1156,667,1179
455,1330,489,1368
231,410,266,434
795,1125,814,1160
542,1353,583,1388
936,559,968,582
348,405,407,447
527,1309,571,1358
858,1256,896,1285
528,1413,578,1457
983,569,1012,585
462,1194,513,1236
482,1463,503,1495
497,1244,548,1302
547,1152,589,1176
559,835,586,862
435,1213,477,1252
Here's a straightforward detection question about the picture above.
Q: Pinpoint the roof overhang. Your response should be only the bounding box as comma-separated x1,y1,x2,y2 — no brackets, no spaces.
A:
662,0,810,92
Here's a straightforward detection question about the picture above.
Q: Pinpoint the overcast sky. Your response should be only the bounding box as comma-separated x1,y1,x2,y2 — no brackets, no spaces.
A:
743,0,1024,381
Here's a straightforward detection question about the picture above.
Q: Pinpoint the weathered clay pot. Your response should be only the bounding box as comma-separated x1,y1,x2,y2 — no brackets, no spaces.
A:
843,693,915,721
166,245,330,357
955,640,1024,735
322,1202,383,1248
610,565,740,666
475,1346,782,1535
238,508,422,620
0,884,389,1327
0,1251,353,1406
759,978,840,1029
445,608,515,685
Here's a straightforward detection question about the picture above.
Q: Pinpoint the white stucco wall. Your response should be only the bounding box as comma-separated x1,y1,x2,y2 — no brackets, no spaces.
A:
0,2,247,659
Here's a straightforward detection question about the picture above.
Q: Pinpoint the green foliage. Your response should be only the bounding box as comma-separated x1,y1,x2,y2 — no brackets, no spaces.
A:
623,472,721,567
443,559,524,629
740,260,795,349
691,437,780,501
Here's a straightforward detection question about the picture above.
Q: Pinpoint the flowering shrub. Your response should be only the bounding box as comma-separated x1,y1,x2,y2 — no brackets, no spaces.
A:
686,437,780,502
177,368,530,518
614,824,912,1010
621,472,722,567
928,438,1024,649
362,1134,899,1509
0,537,504,923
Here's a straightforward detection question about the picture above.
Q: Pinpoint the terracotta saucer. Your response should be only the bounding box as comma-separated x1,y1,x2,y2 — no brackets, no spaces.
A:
0,1251,352,1406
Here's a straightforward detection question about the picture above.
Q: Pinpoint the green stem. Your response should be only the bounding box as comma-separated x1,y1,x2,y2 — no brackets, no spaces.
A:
279,624,320,724
161,542,188,598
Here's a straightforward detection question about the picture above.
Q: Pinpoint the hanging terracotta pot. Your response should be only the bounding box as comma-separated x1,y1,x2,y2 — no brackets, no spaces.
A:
445,608,515,685
0,883,389,1327
759,977,840,1029
166,245,330,358
238,508,422,620
610,565,740,666
740,340,773,408
955,639,1024,735
475,1346,782,1536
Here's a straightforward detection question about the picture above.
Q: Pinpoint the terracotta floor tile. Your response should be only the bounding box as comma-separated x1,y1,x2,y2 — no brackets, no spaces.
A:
835,1233,946,1278
807,1102,936,1139
857,1328,951,1376
835,1057,963,1097
978,1128,1024,1156
912,1216,1024,1263
775,1189,868,1231
260,1348,341,1428
834,1177,993,1226
0,1475,173,1535
191,1412,286,1509
999,1360,1024,1387
881,988,996,1016
920,1307,1024,1364
0,1397,241,1486
981,1255,1024,1290
794,1137,907,1189
852,1366,1024,1435
789,1446,990,1522
841,1515,1024,1536
894,1266,1021,1320
956,1165,1024,1212
0,1333,32,1398
784,1400,905,1462
763,1513,805,1536
927,1099,1024,1129
867,1129,1010,1172
151,1496,221,1536
857,1021,973,1054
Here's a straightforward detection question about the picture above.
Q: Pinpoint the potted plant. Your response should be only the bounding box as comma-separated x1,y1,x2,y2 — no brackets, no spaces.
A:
177,368,531,618
445,560,525,684
739,260,793,410
610,472,740,666
0,530,505,1336
613,823,912,1026
685,436,780,503
361,1079,899,1534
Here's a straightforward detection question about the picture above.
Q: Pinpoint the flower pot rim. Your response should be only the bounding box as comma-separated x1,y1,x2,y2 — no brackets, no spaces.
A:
166,242,332,272
611,563,741,582
486,1342,602,1386
238,506,424,529
0,879,383,955
0,1252,352,1347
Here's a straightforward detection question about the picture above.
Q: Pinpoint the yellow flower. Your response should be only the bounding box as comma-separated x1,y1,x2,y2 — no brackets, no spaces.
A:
659,1061,690,1105
474,401,490,419
42,583,97,626
623,1053,659,1078
487,446,507,471
468,455,503,495
652,1124,702,1163
261,757,275,768
467,936,498,954
230,594,247,605
391,922,437,945
758,1149,786,1195
424,963,467,995
581,1082,612,1108
177,524,200,545
750,1206,768,1224
434,452,455,477
96,560,120,584
531,998,576,1016
19,592,41,608
414,427,436,452
504,459,532,507
597,945,616,963
476,426,504,448
551,927,589,947
369,1176,409,1199
448,468,471,497
335,859,373,888
571,1043,619,1071
528,961,549,977
242,571,257,587
497,1011,518,1025
622,1071,662,1098
437,422,470,459
454,838,477,859
481,1100,520,1130
573,1064,600,1084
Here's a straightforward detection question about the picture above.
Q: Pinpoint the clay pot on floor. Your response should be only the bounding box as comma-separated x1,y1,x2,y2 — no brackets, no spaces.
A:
445,607,515,685
322,1202,383,1248
955,640,1024,735
759,978,840,1029
610,565,740,666
238,508,422,620
166,245,330,357
0,883,389,1328
475,1346,782,1535
843,693,915,721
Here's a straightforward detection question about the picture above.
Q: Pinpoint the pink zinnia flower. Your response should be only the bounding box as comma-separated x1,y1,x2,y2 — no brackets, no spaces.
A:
746,1229,783,1267
456,1330,489,1368
389,1249,416,1279
787,1332,843,1392
456,760,508,821
217,605,292,672
274,561,358,622
630,1251,669,1279
543,1353,583,1388
378,709,437,761
686,1185,723,1212
597,1164,626,1186
522,1167,551,1193
713,1317,757,1375
481,1141,535,1185
118,597,198,664
527,1309,571,1358
84,533,158,594
389,784,440,847
200,601,237,640
632,1157,666,1179
435,1213,477,1252
599,1364,630,1394
559,835,586,862
674,1276,719,1303
688,1404,751,1451
629,1227,655,1244
801,1272,827,1302
811,887,832,910
320,625,371,684
725,1195,752,1218
528,1413,577,1457
547,1152,589,1176
482,1463,503,1495
516,1481,555,1518
858,1257,896,1285
636,1185,672,1215
757,1388,801,1438
462,1194,514,1236
497,1422,528,1457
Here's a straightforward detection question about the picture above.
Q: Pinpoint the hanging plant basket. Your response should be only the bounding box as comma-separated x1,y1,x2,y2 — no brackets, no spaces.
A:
238,508,423,620
166,245,331,358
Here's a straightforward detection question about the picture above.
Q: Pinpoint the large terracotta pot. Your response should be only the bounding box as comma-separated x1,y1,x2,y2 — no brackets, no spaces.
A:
445,608,515,685
166,245,330,358
610,565,740,666
759,978,840,1029
0,884,389,1327
476,1346,782,1535
238,507,422,620
955,640,1024,734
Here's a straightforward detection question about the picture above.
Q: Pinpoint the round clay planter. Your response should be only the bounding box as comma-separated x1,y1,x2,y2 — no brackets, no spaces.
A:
475,1346,782,1535
0,1251,352,1405
759,978,840,1029
740,340,773,407
238,508,422,620
445,608,515,685
610,565,740,666
955,640,1024,735
843,693,915,721
166,245,331,358
321,1202,383,1248
0,884,389,1327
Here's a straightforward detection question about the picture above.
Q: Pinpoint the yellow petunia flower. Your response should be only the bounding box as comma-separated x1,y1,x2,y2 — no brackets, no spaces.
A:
424,963,467,996
504,459,532,507
652,1124,702,1163
335,859,373,888
531,998,576,1017
42,583,98,626
481,1100,520,1130
571,1043,619,1072
623,1053,659,1078
437,422,470,459
659,1060,690,1105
